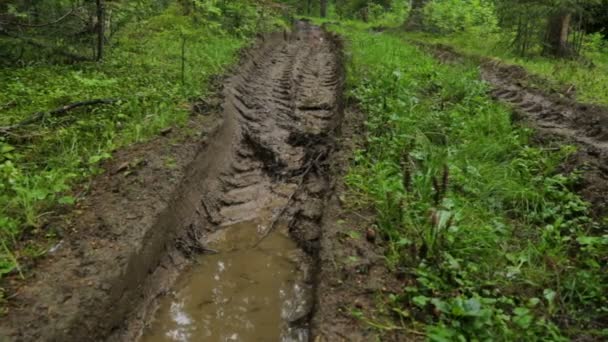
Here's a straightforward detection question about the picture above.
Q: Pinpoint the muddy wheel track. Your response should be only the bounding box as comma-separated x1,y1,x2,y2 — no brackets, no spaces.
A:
486,67,608,150
138,21,345,340
204,22,342,229
0,22,344,342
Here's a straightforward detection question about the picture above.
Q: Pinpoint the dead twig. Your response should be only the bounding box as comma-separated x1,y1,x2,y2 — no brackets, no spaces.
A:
1,7,82,28
0,98,118,137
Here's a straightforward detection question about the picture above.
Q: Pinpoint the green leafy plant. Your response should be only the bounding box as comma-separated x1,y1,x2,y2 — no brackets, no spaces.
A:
330,21,608,340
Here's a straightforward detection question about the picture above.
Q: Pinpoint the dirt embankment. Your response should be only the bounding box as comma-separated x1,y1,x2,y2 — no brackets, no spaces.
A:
426,43,608,218
0,21,346,341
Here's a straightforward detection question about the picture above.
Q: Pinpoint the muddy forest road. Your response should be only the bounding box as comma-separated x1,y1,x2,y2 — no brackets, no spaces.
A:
0,21,346,341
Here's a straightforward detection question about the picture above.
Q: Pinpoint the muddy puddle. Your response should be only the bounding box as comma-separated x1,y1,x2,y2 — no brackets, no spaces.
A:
140,221,311,342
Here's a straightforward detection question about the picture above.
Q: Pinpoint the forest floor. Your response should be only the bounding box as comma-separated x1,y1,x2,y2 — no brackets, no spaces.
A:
423,43,608,218
1,19,607,342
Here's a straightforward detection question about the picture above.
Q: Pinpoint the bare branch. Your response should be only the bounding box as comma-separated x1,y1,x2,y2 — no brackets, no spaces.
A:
1,7,82,28
0,98,118,136
0,28,90,62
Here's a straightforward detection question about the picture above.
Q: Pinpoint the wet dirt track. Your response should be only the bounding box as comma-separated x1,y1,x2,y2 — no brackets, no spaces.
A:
138,21,345,341
0,21,344,342
201,21,342,230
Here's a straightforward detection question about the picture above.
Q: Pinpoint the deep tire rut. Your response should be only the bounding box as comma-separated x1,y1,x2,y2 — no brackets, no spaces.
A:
203,22,342,229
136,21,345,340
486,67,608,150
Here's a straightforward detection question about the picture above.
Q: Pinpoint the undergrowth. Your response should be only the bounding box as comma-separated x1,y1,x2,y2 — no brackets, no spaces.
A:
331,22,608,340
0,5,284,279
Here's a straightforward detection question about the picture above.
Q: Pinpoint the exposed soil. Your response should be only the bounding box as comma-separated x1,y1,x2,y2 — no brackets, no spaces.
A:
310,106,409,342
0,21,348,341
425,43,608,218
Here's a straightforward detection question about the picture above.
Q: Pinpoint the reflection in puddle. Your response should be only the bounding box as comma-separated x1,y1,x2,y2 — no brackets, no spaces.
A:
141,221,310,342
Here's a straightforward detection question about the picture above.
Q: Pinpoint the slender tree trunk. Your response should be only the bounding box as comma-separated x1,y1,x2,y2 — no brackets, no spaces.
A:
544,10,573,57
96,0,104,61
320,0,327,18
404,0,429,30
181,36,186,85
307,0,312,15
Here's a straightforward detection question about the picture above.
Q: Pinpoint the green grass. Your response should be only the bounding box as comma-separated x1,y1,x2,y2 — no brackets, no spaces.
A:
406,30,608,107
0,5,276,278
330,21,608,340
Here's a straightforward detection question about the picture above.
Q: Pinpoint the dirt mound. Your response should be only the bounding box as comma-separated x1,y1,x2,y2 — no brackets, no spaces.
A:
423,43,608,217
0,22,346,341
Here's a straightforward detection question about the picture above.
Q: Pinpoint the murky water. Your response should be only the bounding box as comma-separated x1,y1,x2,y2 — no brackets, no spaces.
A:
141,221,311,342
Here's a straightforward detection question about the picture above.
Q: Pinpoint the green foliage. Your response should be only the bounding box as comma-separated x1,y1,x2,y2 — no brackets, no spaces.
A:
329,22,608,339
422,0,498,34
190,0,288,37
335,0,407,22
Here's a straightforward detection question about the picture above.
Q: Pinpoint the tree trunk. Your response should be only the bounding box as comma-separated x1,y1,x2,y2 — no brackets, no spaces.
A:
404,0,429,30
544,11,573,57
320,0,327,18
307,0,312,15
96,0,104,61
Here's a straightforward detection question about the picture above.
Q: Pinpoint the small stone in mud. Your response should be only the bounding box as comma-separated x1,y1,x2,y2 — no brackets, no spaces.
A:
61,294,73,303
366,227,376,243
99,283,112,292
114,162,130,174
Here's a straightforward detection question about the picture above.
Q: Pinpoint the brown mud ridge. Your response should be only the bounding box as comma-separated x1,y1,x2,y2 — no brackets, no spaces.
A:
0,21,349,341
426,43,608,217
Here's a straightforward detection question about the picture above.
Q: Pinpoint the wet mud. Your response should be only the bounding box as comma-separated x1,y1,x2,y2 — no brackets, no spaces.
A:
426,43,608,217
0,21,344,342
141,222,310,342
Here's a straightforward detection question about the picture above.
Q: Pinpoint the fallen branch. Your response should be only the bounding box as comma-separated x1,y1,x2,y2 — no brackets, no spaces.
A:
0,28,91,62
1,7,82,28
0,98,118,136
254,150,328,247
